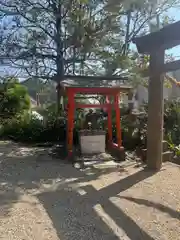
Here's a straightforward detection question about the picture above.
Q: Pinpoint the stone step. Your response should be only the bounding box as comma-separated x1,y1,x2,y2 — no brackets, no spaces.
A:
162,151,174,162
142,141,169,156
162,140,169,152
140,149,173,163
141,148,147,162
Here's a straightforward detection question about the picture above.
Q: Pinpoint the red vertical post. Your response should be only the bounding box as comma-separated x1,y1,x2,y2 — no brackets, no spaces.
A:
67,89,75,158
106,95,112,146
114,93,122,147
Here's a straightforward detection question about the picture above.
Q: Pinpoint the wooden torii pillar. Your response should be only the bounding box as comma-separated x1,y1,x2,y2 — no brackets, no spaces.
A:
133,20,180,170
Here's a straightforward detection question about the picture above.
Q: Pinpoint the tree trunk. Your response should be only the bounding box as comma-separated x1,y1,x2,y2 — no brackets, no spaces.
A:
123,9,131,55
55,1,64,113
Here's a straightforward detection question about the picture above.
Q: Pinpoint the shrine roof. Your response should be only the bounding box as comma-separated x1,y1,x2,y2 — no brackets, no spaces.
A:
60,75,132,91
133,20,180,54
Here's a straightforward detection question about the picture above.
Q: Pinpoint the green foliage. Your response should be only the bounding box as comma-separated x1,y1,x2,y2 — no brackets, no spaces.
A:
120,111,148,150
0,94,179,155
0,0,125,77
167,135,180,158
120,99,180,151
174,145,180,157
0,77,30,119
1,0,178,80
164,99,180,145
0,114,66,143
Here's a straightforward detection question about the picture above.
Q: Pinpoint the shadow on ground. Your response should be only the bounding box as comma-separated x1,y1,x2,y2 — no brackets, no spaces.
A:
119,196,180,221
0,141,179,239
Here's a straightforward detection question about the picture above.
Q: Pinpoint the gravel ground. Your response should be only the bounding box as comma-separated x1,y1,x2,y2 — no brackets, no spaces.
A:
0,141,179,240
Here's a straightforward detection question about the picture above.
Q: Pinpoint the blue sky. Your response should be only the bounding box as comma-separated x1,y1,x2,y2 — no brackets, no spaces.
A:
165,7,180,58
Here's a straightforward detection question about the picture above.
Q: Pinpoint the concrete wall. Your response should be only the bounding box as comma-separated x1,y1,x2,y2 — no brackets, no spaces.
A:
30,97,37,109
136,84,172,105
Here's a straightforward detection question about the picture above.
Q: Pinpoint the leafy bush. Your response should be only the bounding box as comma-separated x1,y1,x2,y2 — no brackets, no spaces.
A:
168,136,180,158
0,77,30,119
0,114,66,143
0,100,83,144
1,98,179,151
120,111,147,150
120,99,180,150
164,99,180,145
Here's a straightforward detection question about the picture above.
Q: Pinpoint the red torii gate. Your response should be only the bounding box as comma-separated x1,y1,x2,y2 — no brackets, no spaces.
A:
62,85,131,159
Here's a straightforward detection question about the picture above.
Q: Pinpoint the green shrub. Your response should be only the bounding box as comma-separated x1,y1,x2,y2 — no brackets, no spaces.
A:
120,111,147,150
0,114,66,143
0,77,30,119
119,99,180,150
1,99,179,150
164,99,180,145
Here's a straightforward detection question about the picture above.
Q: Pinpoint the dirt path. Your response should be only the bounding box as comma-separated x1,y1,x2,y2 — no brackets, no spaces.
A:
0,141,179,240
